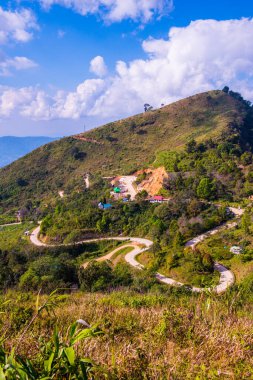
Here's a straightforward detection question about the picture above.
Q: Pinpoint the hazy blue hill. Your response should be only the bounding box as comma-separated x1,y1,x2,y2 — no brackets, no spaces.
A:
0,136,58,167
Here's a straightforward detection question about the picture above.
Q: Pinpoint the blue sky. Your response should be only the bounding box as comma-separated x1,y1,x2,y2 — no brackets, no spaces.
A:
0,0,253,136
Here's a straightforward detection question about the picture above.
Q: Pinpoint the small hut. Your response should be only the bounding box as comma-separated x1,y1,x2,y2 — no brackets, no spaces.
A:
114,187,121,194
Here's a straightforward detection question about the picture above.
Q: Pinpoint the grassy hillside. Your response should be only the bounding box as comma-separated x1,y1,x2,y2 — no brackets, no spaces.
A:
0,90,251,211
0,90,253,379
1,287,253,379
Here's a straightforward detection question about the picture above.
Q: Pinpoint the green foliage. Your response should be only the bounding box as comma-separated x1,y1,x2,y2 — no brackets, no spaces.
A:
79,261,133,292
19,255,77,292
0,90,250,214
241,212,251,235
154,151,179,171
135,190,148,201
0,228,122,292
240,151,252,165
186,139,198,154
202,253,214,273
197,177,216,200
173,231,184,249
0,292,104,379
135,172,147,184
79,261,114,292
96,215,109,233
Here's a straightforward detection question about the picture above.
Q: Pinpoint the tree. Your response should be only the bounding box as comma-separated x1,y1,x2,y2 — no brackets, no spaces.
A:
240,152,252,166
202,253,214,273
173,231,184,249
78,261,113,292
96,214,109,233
70,146,86,160
16,178,28,187
187,199,203,217
113,263,133,286
136,190,148,201
19,255,77,292
186,139,197,154
169,220,178,238
197,178,216,200
144,103,153,112
222,86,229,93
241,212,251,235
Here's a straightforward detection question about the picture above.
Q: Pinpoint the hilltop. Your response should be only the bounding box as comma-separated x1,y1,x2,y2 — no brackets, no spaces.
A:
1,90,253,379
0,90,252,211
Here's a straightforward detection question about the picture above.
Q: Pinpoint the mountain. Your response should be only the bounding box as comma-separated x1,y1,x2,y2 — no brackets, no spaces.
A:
0,90,252,211
0,136,57,168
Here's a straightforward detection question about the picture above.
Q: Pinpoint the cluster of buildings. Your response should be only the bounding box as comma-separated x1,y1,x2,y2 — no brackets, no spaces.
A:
149,195,167,203
97,175,170,210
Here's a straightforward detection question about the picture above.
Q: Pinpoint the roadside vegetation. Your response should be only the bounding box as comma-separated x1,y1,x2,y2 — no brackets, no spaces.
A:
0,89,253,378
197,207,253,284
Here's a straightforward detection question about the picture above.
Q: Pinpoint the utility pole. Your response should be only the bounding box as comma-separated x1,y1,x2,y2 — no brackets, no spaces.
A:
83,123,86,134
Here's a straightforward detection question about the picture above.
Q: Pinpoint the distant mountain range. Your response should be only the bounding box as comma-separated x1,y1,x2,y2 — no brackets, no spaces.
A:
0,136,58,167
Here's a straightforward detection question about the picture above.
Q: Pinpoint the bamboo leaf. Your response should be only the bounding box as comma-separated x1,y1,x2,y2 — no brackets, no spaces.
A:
0,367,6,380
44,352,54,373
64,347,75,366
53,327,60,354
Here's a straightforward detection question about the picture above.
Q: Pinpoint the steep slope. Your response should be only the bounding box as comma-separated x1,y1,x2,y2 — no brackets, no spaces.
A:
0,90,250,210
0,136,57,167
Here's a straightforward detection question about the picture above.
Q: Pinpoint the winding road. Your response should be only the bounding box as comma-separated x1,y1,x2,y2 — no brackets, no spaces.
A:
29,206,243,293
0,222,21,227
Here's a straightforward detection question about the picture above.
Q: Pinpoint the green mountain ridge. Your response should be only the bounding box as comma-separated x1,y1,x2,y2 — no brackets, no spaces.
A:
1,90,253,379
0,90,252,211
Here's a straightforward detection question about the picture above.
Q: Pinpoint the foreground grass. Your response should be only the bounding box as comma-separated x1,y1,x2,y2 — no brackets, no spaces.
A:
1,288,253,379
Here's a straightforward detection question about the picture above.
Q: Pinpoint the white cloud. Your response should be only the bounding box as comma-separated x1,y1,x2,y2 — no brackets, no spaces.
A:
39,0,173,22
0,86,35,117
2,18,253,124
0,79,106,120
0,56,38,76
0,6,38,44
90,56,107,77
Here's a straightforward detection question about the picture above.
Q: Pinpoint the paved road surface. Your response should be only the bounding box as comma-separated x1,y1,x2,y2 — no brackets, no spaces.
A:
30,225,235,293
119,176,137,200
82,243,136,269
0,222,21,227
185,205,243,249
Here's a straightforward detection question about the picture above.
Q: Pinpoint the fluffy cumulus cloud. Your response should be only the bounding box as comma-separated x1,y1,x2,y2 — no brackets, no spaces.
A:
0,79,106,120
0,56,37,76
0,6,38,78
2,18,253,123
0,86,35,118
39,0,173,22
0,6,38,44
89,56,107,77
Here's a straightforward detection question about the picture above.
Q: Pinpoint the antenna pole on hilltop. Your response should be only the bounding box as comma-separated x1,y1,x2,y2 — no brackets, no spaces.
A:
83,123,86,134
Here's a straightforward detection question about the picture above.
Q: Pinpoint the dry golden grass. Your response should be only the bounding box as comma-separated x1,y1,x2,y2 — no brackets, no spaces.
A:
3,290,253,379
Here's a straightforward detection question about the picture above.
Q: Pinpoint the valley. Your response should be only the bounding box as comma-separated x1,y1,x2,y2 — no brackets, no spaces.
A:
0,90,253,379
